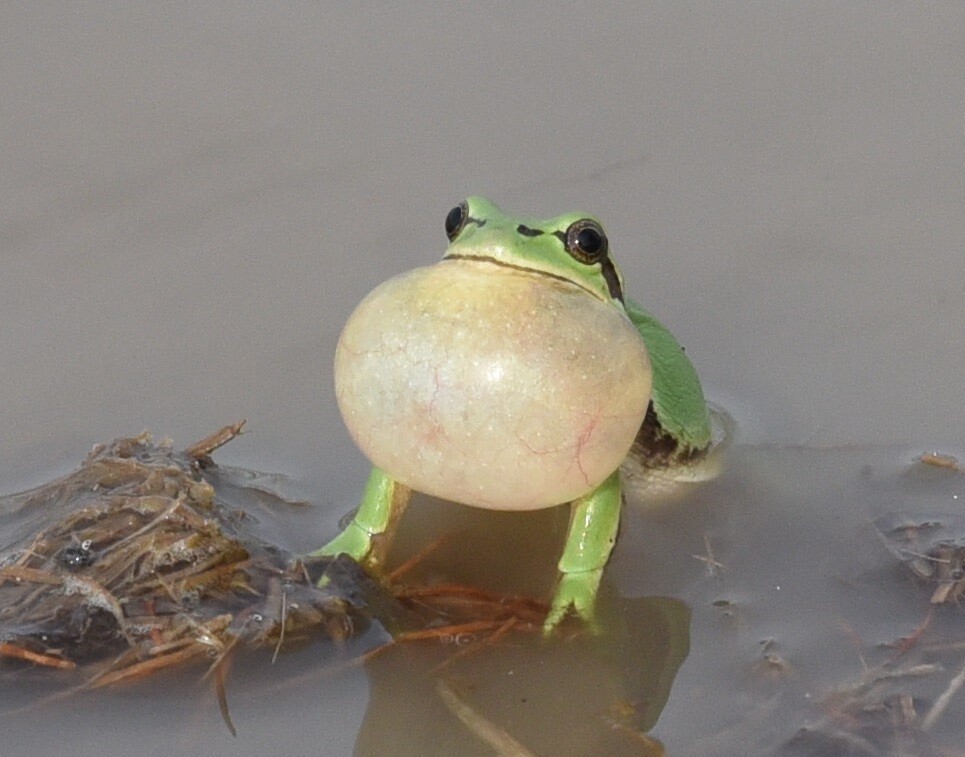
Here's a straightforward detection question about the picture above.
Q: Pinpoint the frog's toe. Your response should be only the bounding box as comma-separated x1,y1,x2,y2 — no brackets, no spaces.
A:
543,569,603,635
309,524,372,585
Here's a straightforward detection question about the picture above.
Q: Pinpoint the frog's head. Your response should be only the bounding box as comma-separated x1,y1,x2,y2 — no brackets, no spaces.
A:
442,196,626,307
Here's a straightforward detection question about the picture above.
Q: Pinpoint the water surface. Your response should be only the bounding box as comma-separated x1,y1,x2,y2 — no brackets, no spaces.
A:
1,4,962,755
2,444,962,755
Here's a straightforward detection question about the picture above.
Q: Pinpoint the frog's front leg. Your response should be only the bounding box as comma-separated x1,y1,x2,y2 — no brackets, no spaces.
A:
311,466,411,574
544,470,622,634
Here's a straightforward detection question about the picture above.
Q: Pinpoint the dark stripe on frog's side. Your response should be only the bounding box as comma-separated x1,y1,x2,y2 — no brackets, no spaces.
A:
551,230,625,304
597,261,624,304
631,402,706,467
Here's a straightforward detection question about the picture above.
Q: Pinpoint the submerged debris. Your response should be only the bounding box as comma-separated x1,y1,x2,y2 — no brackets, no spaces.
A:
875,513,965,605
780,458,965,755
0,424,372,683
917,453,961,472
0,424,548,698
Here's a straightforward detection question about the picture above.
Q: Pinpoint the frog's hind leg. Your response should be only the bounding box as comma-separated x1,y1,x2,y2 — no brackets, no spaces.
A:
544,470,622,634
311,466,411,574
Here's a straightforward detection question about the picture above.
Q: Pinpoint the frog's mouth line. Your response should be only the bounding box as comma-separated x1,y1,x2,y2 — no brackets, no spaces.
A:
443,253,623,304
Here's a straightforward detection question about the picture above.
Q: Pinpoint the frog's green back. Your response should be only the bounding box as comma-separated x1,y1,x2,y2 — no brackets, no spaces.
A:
625,299,712,453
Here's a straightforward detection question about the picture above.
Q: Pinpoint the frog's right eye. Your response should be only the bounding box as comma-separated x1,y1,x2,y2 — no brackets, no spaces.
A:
564,219,608,265
445,202,469,241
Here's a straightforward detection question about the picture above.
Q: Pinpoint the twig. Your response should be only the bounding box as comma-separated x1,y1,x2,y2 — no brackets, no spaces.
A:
692,533,725,575
271,589,288,665
60,574,133,648
918,452,961,471
212,650,237,737
94,498,185,559
0,566,63,586
386,533,455,582
0,642,75,669
184,421,247,460
85,646,206,688
397,620,501,642
838,622,868,671
436,678,538,757
432,617,517,673
394,583,548,620
888,606,935,659
922,655,965,731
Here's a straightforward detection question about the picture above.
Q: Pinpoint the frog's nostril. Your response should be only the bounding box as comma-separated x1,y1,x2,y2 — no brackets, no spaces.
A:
516,224,544,238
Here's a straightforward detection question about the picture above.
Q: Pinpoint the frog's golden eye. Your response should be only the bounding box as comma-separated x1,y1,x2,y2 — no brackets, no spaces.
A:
445,201,469,241
564,219,608,265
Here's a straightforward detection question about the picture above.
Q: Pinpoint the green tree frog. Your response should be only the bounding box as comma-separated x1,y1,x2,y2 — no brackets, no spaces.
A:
314,197,713,633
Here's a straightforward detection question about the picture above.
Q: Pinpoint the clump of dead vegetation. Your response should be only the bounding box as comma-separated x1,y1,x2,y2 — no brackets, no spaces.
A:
0,424,549,695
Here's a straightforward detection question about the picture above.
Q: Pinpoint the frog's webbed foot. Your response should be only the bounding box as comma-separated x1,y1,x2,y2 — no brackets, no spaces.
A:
309,467,411,585
543,568,604,634
312,522,374,564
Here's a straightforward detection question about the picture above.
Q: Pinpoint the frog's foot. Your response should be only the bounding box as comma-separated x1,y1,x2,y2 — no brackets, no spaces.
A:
543,568,604,635
310,523,374,586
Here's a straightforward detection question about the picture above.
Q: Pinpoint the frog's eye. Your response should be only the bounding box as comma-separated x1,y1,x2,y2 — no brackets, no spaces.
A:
564,219,608,265
445,202,469,241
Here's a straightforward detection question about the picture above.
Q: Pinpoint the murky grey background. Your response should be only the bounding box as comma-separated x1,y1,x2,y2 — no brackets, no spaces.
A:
1,4,963,756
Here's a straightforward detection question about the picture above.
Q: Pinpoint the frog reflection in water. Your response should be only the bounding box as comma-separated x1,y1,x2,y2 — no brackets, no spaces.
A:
315,197,713,632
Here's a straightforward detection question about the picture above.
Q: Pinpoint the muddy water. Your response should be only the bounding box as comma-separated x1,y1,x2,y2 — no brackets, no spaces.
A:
2,446,963,755
1,4,963,756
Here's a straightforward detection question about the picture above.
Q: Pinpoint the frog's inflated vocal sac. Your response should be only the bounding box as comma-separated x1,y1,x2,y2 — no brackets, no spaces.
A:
315,197,712,632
